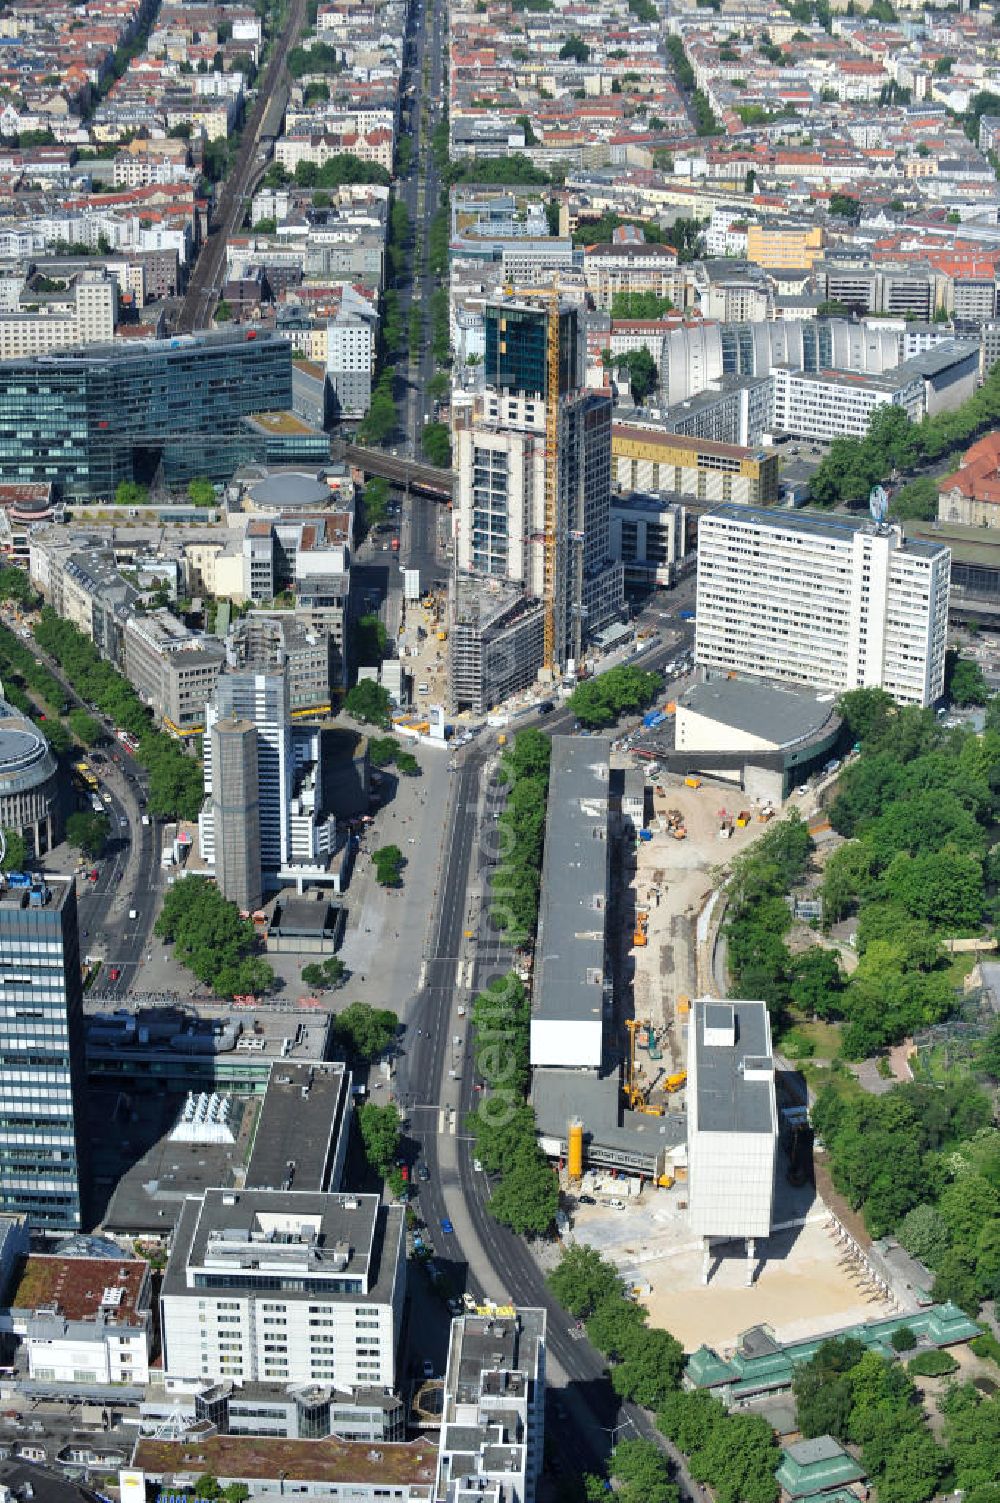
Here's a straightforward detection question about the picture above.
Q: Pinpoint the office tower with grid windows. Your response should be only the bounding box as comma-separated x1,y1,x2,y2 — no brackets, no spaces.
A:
0,874,88,1230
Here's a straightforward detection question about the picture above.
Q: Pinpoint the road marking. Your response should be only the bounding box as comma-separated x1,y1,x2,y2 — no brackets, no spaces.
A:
438,1109,445,1134
418,962,427,988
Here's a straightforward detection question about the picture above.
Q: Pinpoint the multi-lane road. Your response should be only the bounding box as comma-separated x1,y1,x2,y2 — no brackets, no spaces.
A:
392,616,700,1480
12,628,163,1000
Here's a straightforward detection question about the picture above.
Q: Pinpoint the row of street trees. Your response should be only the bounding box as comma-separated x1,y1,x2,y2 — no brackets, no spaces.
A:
32,609,204,820
547,1246,779,1503
811,362,1000,512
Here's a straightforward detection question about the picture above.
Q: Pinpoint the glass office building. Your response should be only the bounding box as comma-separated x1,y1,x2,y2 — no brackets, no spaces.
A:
0,874,88,1230
0,330,294,500
484,303,582,398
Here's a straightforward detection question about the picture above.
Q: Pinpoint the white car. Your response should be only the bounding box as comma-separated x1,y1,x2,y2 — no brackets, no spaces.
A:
473,1158,483,1172
607,1198,626,1210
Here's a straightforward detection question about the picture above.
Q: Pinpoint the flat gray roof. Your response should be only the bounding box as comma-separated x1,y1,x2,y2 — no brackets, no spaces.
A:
703,503,948,561
245,1062,350,1194
532,1067,686,1164
534,736,611,1029
679,676,838,749
692,998,775,1135
163,1189,402,1307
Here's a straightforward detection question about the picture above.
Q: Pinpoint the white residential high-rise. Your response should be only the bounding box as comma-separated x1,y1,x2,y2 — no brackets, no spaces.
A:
695,505,950,707
199,663,338,891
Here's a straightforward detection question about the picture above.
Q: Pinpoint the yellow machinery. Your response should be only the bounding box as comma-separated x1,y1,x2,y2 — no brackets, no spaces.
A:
567,1118,584,1180
624,1019,662,1114
665,1071,688,1093
657,1173,675,1189
624,1019,645,1110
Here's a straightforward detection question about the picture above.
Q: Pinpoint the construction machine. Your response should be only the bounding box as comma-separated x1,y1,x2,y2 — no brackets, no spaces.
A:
624,1020,666,1114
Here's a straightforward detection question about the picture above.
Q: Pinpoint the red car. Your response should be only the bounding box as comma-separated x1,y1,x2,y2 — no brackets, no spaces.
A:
108,967,120,981
88,868,99,882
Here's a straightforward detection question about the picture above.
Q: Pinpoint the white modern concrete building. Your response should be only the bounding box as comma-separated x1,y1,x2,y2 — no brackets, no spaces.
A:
687,999,777,1285
770,341,979,441
695,505,950,707
437,1308,547,1503
159,1189,405,1390
199,662,341,891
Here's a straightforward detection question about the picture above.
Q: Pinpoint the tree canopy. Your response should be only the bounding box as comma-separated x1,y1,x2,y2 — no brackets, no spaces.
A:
812,1079,997,1308
332,1002,397,1060
567,666,659,727
343,679,391,728
66,810,110,858
372,844,404,886
155,876,274,997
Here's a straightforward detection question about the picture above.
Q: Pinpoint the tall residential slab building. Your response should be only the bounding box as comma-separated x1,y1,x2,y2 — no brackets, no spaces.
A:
199,663,338,893
695,506,950,707
0,874,88,1230
452,296,623,678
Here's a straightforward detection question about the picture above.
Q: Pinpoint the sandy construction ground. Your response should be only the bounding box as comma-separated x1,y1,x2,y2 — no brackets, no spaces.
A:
567,1180,895,1354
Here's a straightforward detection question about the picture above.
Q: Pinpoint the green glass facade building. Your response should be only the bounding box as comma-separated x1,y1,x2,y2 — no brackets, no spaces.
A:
0,330,294,501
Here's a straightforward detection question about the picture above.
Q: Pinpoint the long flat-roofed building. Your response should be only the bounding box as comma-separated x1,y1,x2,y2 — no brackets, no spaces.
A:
687,998,778,1285
529,736,610,1070
612,424,779,505
159,1189,405,1389
695,505,950,707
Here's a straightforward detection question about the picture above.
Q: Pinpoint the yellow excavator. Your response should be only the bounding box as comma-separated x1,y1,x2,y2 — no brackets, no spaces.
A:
624,1019,665,1116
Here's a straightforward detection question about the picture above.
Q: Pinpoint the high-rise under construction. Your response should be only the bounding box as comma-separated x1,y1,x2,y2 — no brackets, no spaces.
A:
450,295,623,706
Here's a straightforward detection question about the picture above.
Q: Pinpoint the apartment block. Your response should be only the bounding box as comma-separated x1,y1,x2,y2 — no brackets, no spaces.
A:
124,609,225,733
610,493,687,591
745,221,823,272
0,273,117,361
695,505,951,707
770,341,979,440
6,1254,152,1385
